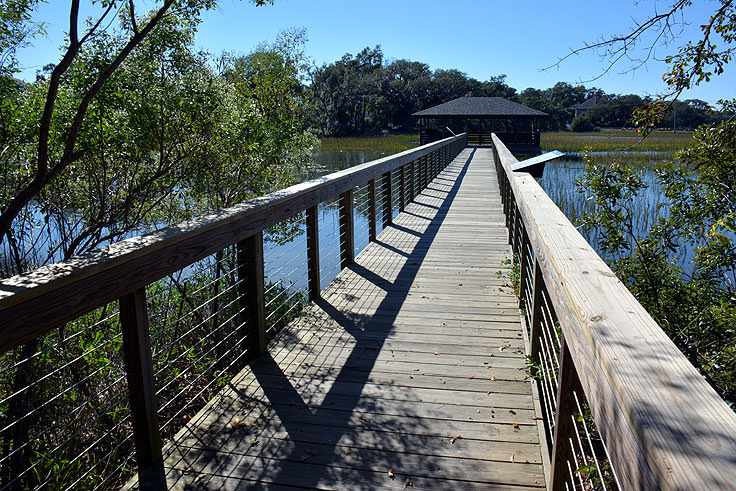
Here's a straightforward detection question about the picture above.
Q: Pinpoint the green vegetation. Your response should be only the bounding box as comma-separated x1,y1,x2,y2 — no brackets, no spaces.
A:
577,124,736,407
542,129,694,154
319,134,419,153
566,0,736,409
308,45,731,137
0,2,315,488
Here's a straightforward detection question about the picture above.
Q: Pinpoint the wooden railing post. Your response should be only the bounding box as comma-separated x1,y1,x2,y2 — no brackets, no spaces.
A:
339,189,355,268
306,205,320,301
368,179,377,242
528,260,544,363
237,233,266,355
550,337,579,490
382,171,392,229
399,165,406,212
420,156,426,190
508,202,516,247
409,161,415,202
120,288,165,488
518,223,531,309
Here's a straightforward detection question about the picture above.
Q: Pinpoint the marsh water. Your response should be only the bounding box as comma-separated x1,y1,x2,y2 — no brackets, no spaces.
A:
305,146,687,274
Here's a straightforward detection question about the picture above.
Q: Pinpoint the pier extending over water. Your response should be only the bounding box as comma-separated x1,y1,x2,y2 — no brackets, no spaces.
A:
1,135,735,490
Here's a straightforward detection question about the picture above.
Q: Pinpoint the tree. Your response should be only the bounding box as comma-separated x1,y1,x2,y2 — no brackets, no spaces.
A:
569,1,736,405
0,0,272,265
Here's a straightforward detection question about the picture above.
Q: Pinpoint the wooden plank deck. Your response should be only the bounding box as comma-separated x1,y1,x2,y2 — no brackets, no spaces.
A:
147,148,546,490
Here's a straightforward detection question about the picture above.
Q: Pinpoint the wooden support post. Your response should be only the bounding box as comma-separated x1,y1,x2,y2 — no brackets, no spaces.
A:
120,288,165,487
518,224,531,309
368,179,376,242
306,205,320,301
420,156,426,190
550,337,579,491
408,161,415,202
237,233,266,356
382,171,392,229
508,202,516,247
528,261,544,364
399,165,406,212
339,189,355,268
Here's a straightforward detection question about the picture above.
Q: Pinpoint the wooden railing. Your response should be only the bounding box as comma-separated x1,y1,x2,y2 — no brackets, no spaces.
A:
0,134,467,489
492,133,736,490
467,131,540,148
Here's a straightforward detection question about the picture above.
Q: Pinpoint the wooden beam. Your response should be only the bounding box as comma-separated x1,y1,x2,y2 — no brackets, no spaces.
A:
399,165,406,212
0,136,467,349
237,233,266,356
493,133,736,489
339,190,355,268
382,171,392,229
306,205,320,301
120,288,163,480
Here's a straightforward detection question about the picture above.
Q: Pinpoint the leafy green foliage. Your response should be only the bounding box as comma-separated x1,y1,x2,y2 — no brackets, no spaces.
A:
577,122,736,406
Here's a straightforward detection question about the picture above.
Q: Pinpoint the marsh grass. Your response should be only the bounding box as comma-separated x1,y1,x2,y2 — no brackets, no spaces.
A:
319,134,420,153
542,129,693,154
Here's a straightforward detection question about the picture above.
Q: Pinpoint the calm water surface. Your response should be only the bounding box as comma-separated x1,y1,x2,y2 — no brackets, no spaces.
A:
261,146,694,299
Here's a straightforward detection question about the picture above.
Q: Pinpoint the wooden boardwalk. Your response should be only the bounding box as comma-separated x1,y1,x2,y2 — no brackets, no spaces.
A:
153,148,546,490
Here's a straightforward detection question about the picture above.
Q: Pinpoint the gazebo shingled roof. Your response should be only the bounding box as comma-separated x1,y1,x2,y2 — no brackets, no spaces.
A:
413,97,548,118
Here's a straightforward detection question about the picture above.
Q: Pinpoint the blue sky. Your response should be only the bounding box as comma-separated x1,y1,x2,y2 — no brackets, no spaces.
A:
17,0,736,105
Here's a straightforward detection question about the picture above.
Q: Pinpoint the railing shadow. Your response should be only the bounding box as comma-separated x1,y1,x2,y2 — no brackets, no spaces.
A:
158,149,475,488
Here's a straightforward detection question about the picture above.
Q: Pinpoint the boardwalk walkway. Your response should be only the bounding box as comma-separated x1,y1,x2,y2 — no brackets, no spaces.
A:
153,148,546,489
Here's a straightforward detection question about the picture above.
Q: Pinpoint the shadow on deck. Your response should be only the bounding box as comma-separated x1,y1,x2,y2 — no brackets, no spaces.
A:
131,148,545,490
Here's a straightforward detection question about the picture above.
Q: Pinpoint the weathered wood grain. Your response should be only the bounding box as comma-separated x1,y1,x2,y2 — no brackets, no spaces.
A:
125,145,546,489
0,136,465,351
494,133,736,490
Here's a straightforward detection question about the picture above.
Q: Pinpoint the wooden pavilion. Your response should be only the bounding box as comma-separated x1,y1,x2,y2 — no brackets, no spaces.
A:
414,96,547,152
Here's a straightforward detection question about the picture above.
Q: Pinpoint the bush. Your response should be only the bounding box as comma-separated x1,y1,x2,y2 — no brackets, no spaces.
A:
570,113,597,132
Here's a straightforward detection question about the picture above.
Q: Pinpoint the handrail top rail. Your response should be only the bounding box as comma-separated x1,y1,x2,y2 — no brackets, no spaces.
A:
0,134,465,352
492,133,736,488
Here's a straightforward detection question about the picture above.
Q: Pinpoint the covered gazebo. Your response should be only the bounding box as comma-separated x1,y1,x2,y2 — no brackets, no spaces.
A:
414,97,547,153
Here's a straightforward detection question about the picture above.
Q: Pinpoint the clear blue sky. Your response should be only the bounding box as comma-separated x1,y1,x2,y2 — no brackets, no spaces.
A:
17,0,736,105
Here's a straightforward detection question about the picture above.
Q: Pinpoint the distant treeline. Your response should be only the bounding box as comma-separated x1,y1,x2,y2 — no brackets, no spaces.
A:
308,46,728,136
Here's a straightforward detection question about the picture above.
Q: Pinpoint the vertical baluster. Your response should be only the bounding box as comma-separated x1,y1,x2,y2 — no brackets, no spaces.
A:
237,233,266,355
382,171,392,228
399,165,406,212
508,201,516,247
528,261,544,366
339,190,355,268
368,179,377,242
420,156,426,190
409,161,415,202
306,205,320,301
518,223,531,310
120,288,165,487
550,336,579,490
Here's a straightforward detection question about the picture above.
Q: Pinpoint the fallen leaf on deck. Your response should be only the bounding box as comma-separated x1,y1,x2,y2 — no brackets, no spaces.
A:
491,376,496,381
512,423,520,430
298,451,316,462
388,468,395,479
468,376,474,379
509,409,517,415
440,378,446,384
450,435,462,444
433,352,441,355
